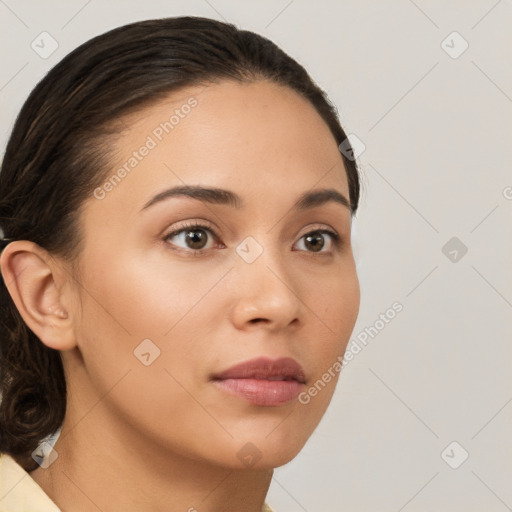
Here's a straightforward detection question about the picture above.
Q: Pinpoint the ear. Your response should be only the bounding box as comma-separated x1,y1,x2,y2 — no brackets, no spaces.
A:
0,241,76,351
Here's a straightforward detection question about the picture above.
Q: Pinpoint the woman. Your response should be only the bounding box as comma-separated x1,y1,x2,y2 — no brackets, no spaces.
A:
0,16,361,511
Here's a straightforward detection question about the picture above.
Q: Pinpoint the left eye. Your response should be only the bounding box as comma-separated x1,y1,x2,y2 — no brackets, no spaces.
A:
164,223,340,254
294,229,340,253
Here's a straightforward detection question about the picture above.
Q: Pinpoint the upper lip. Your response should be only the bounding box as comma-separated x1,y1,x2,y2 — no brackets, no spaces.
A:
212,357,306,384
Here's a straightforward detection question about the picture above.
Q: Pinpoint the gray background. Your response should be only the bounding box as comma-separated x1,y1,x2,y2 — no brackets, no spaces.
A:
1,1,511,510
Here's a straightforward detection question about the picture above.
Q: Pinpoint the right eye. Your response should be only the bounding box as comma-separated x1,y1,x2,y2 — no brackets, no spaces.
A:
163,221,223,255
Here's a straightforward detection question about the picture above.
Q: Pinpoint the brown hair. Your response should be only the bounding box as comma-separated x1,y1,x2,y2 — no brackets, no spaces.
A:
0,15,361,471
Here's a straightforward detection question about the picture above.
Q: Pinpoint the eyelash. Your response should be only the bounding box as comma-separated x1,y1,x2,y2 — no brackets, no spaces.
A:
163,221,342,256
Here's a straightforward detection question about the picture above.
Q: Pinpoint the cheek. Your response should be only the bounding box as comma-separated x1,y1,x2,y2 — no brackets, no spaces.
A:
300,260,360,397
73,248,227,391
312,259,360,348
71,254,227,458
77,249,207,338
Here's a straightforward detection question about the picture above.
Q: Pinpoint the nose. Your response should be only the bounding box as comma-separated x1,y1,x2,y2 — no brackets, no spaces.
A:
228,243,303,332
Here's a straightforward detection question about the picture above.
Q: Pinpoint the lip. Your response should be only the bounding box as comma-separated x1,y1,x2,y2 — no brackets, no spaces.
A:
211,357,306,407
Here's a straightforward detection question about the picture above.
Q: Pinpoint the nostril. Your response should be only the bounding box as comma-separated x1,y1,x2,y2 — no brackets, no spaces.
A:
249,318,267,324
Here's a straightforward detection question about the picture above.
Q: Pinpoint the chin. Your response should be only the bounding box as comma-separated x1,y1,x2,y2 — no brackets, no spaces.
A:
212,424,313,471
257,447,304,470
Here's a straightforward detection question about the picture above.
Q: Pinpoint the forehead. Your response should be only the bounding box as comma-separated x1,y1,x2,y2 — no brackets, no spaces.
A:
86,80,349,220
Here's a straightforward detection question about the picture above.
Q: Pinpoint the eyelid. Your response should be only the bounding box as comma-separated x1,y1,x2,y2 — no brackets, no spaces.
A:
164,219,216,237
297,223,338,238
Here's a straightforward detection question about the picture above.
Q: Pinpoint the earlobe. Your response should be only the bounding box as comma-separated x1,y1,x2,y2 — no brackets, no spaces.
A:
0,241,76,351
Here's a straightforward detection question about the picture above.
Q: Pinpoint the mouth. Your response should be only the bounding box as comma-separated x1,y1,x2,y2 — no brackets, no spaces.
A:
211,357,307,407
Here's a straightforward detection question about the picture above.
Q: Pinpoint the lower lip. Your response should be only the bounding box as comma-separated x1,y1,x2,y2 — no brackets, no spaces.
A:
213,378,305,406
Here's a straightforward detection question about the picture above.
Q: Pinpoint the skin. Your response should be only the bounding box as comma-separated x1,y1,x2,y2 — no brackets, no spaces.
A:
1,79,360,511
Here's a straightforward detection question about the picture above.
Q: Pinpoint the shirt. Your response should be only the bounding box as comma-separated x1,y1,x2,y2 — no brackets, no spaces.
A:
0,454,275,511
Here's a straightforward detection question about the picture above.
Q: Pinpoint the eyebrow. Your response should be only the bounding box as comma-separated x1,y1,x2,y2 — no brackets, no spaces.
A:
141,185,351,212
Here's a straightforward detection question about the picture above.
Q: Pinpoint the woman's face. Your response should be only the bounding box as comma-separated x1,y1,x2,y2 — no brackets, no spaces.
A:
66,79,360,469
